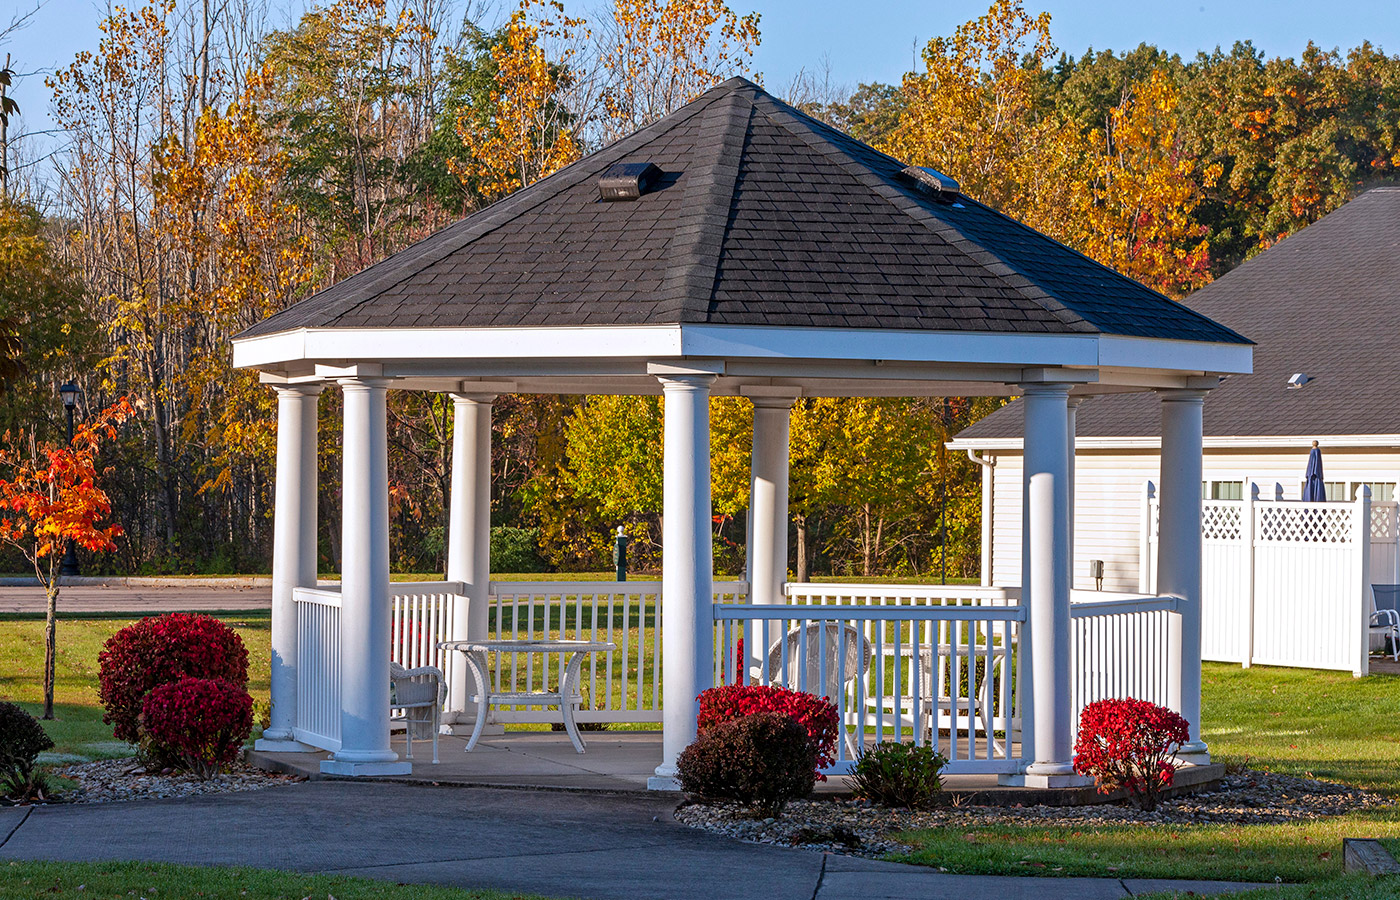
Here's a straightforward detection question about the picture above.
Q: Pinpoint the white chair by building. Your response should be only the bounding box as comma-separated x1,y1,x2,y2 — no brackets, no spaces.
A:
390,661,445,764
1369,585,1400,662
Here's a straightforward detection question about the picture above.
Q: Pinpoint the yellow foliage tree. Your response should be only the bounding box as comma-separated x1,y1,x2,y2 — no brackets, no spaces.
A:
451,0,582,203
880,0,1060,220
600,0,760,141
1079,71,1214,296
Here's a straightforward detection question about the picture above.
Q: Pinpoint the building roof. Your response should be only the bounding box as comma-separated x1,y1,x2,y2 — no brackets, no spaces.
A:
238,78,1247,346
955,187,1400,445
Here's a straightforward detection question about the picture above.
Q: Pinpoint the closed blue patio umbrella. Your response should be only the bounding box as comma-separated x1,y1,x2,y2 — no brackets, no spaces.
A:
1303,440,1326,501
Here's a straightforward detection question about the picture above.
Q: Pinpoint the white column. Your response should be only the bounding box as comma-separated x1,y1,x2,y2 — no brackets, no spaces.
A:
322,377,410,776
747,396,793,606
256,383,322,751
444,393,497,730
650,373,716,790
1009,382,1089,787
1158,388,1209,764
1067,397,1081,590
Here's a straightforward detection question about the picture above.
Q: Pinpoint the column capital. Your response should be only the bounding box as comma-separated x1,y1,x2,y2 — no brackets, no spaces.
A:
338,375,392,392
272,383,325,398
749,395,797,410
1156,388,1210,404
1018,381,1073,397
1066,396,1084,410
655,372,718,390
450,392,498,405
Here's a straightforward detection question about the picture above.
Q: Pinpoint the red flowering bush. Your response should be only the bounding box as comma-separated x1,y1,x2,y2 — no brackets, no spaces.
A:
1073,698,1190,811
98,613,249,745
141,677,253,779
697,684,839,776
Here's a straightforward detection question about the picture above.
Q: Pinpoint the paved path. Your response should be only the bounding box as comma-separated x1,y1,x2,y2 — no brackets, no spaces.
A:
0,584,271,614
0,781,1265,899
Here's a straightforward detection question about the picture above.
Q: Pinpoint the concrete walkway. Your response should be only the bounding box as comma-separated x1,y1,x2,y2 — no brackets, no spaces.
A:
0,781,1267,899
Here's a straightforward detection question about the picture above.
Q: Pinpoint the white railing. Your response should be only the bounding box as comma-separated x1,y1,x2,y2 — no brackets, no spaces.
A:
784,582,1020,607
293,586,342,751
713,602,1025,775
391,581,461,689
1144,482,1373,674
1070,594,1179,727
480,580,749,724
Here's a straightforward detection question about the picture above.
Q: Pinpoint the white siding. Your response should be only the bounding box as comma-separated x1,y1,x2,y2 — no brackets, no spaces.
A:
984,445,1400,593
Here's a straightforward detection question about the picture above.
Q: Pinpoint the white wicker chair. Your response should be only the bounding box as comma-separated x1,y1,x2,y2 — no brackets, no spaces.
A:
390,661,445,764
756,622,871,759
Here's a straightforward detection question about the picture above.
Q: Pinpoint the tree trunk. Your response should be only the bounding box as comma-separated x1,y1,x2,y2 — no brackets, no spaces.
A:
795,513,808,583
42,581,57,719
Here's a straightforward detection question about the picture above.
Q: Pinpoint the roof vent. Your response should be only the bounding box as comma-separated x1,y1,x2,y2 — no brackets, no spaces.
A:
599,162,663,201
899,165,960,200
1287,373,1312,390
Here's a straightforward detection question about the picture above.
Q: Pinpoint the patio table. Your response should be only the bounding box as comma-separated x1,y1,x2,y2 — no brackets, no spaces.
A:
438,639,616,754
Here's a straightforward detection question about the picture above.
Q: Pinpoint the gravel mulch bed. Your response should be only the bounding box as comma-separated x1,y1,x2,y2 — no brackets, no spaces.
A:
47,757,304,804
675,771,1393,857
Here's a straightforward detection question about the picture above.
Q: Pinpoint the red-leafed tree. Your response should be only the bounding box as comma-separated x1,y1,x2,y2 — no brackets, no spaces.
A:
0,399,134,718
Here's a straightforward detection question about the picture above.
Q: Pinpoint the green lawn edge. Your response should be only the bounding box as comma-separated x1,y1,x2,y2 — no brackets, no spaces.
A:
0,860,563,900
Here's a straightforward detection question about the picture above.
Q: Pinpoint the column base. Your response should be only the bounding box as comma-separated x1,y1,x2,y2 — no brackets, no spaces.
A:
320,758,413,777
647,775,682,791
998,772,1095,788
1175,742,1211,766
253,736,322,753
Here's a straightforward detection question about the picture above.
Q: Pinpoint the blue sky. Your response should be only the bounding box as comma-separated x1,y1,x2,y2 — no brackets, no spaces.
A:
6,0,1400,169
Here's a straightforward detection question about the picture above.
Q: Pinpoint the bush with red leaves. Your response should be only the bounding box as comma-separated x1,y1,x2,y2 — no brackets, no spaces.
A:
141,676,253,779
1073,697,1190,811
98,613,249,745
697,684,839,776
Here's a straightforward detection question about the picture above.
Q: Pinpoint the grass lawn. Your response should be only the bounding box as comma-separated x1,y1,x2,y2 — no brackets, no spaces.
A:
0,861,555,899
0,612,271,761
893,661,1400,888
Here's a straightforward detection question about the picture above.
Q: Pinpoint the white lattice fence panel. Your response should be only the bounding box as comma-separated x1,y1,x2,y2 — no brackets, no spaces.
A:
1257,504,1353,543
1202,502,1242,542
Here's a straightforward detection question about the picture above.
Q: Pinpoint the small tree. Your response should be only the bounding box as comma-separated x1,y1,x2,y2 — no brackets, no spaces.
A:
0,398,132,719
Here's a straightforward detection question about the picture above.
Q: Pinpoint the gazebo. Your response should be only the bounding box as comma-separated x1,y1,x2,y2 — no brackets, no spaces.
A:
233,77,1251,787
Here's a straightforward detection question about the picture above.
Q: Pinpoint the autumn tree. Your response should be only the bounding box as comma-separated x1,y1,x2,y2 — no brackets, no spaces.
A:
450,0,583,202
1079,70,1213,296
0,400,132,718
598,0,760,142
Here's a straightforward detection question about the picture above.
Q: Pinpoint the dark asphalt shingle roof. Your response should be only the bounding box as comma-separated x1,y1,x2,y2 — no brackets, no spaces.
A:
957,187,1400,442
239,78,1248,344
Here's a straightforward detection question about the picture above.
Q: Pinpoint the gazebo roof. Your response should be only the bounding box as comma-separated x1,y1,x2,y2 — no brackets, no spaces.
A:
233,78,1249,395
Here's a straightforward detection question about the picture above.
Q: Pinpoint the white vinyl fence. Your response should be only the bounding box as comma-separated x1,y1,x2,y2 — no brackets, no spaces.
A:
1142,481,1377,675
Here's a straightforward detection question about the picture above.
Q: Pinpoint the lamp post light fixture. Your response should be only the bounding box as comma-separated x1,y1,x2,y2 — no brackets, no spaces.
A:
58,381,81,578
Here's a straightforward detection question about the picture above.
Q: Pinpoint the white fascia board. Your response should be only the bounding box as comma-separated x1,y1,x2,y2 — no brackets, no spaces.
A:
232,322,1252,380
1097,335,1252,375
232,326,686,369
677,324,1102,367
947,433,1400,452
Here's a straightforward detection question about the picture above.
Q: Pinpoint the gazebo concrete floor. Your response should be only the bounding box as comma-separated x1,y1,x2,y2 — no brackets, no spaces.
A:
246,730,1224,806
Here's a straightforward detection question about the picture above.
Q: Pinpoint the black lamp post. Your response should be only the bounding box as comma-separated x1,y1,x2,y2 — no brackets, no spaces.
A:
58,381,81,577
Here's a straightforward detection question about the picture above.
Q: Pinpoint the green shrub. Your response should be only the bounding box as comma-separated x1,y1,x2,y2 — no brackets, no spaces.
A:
491,526,546,573
676,711,816,817
848,741,948,809
0,702,54,803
